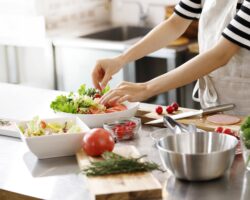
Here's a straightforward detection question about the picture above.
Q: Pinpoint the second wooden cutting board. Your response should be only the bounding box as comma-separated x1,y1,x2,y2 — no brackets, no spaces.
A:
76,145,162,200
136,103,244,132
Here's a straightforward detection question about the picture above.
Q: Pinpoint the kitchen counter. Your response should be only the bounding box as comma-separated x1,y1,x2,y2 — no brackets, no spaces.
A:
0,83,249,200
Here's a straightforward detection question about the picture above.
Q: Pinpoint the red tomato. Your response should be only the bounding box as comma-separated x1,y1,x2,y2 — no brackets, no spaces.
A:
215,127,223,133
82,128,115,157
94,93,101,98
125,121,136,128
113,120,136,140
155,106,163,115
115,125,125,139
40,121,47,129
223,128,233,135
166,106,174,114
171,102,179,111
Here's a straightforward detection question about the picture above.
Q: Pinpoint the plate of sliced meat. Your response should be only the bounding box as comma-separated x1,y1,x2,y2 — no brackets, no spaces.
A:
207,114,241,125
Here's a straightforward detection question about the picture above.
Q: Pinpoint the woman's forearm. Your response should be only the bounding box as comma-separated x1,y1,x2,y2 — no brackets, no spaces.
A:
146,37,240,97
119,14,192,64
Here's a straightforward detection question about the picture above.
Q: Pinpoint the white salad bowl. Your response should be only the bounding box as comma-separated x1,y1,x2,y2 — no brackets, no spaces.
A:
17,117,90,159
54,102,140,128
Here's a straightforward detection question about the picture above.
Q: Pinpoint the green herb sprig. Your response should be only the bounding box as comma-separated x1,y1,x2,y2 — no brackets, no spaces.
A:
82,151,164,176
241,116,250,167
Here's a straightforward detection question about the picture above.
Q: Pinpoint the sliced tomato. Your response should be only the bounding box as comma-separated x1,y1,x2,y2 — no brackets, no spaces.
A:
105,104,127,113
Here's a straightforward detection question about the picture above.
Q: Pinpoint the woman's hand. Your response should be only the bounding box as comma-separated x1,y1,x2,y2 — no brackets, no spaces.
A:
92,56,125,90
100,81,151,104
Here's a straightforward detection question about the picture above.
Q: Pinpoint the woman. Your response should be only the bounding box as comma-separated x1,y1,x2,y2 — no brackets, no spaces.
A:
92,0,250,116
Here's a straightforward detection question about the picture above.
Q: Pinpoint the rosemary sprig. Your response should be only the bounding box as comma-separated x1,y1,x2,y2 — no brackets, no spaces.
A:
82,151,164,176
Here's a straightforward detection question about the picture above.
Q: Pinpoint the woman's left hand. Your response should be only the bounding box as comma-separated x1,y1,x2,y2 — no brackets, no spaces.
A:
100,81,150,104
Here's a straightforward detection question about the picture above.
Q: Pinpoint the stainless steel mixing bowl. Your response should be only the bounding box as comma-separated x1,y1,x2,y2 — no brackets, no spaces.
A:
157,132,238,181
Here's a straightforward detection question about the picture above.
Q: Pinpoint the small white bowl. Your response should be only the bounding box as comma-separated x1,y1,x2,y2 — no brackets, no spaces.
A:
55,102,140,128
17,117,90,159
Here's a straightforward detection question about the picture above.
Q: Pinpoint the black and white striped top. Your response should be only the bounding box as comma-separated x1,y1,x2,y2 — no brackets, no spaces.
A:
174,0,250,50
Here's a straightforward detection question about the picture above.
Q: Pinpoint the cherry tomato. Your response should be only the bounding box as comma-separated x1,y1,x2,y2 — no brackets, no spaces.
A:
82,128,115,157
114,125,125,139
155,106,163,115
215,127,223,133
94,93,101,98
171,102,179,111
40,121,47,129
223,128,233,135
125,121,136,128
112,120,137,140
166,106,174,114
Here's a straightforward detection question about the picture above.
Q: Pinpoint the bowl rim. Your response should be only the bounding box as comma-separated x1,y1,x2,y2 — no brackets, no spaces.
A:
16,116,89,139
103,116,141,126
156,131,238,156
53,101,140,117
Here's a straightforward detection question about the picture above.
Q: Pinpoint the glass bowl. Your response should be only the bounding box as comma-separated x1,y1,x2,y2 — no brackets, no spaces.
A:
240,130,250,171
103,117,141,141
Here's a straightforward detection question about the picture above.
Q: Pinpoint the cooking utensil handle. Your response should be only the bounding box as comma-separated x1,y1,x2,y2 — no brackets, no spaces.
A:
163,116,189,134
202,103,235,115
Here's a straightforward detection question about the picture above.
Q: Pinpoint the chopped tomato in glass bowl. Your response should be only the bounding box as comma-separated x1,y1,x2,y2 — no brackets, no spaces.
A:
103,117,141,141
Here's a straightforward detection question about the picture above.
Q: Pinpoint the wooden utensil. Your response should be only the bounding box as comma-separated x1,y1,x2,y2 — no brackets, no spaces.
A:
76,145,162,200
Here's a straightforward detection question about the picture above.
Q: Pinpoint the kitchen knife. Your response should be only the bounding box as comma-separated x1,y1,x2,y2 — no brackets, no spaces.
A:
145,103,235,125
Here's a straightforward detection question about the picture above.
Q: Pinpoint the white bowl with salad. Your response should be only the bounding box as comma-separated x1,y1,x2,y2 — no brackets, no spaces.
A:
17,116,90,159
50,85,140,128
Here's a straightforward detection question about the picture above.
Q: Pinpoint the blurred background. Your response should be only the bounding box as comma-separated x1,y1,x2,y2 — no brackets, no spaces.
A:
0,0,199,108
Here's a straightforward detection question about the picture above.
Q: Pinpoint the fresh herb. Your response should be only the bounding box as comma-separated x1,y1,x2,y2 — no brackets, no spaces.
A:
82,151,164,176
241,116,250,167
0,119,11,126
241,116,250,147
101,85,110,95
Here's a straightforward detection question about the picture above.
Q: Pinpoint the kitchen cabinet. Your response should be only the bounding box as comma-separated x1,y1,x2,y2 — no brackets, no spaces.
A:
0,46,8,82
0,44,55,89
55,46,124,91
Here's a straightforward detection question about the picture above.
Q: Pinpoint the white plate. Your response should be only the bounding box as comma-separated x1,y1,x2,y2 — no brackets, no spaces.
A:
17,117,90,159
55,102,140,128
0,118,20,138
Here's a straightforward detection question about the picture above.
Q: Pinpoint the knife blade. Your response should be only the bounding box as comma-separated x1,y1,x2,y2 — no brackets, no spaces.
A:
145,103,235,125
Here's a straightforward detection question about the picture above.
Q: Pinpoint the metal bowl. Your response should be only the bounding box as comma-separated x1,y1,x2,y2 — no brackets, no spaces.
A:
157,132,238,181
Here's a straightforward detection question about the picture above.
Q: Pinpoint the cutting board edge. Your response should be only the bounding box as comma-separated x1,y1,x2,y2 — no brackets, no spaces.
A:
76,146,163,200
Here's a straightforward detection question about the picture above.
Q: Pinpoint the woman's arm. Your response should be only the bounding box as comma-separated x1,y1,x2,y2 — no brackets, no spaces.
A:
100,37,240,104
119,14,192,63
92,14,192,89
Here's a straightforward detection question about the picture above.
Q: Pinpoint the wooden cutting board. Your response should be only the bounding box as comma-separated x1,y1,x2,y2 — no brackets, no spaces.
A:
76,145,162,200
136,103,245,132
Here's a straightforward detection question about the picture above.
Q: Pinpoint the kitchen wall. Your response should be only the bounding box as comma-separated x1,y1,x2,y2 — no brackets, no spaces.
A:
0,0,181,89
111,0,179,26
0,0,110,44
0,0,110,89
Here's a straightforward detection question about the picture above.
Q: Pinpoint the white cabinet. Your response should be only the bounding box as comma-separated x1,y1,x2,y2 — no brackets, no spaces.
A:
55,46,124,92
0,44,55,89
0,46,8,82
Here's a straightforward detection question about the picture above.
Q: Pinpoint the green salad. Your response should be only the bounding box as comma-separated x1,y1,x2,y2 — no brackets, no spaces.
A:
241,116,250,167
19,116,82,137
241,116,250,149
50,84,110,114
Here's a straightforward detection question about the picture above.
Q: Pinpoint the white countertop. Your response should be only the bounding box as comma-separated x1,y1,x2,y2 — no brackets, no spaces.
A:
0,83,61,121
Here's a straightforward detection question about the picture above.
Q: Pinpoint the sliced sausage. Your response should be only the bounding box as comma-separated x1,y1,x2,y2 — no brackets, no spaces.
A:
206,114,241,125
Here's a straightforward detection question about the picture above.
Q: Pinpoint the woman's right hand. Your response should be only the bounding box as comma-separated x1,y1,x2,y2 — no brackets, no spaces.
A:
92,56,125,90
